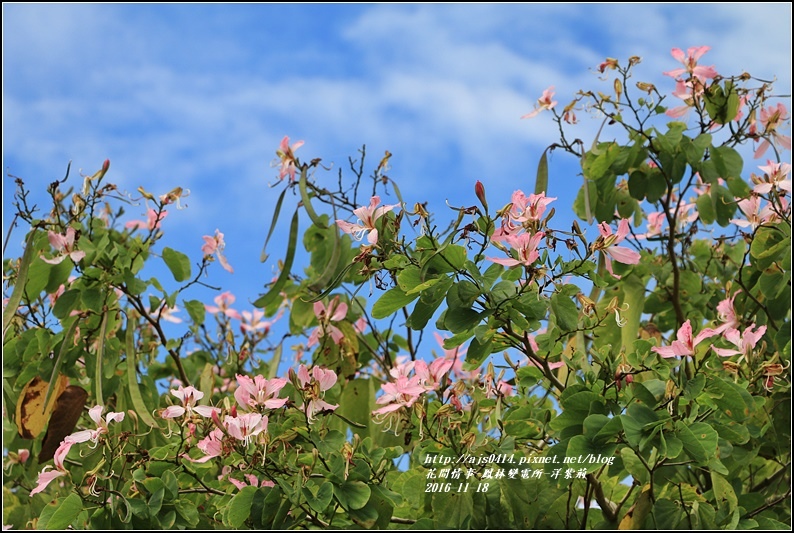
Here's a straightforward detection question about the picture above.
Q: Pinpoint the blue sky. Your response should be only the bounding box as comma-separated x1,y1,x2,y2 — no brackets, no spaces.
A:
3,4,792,359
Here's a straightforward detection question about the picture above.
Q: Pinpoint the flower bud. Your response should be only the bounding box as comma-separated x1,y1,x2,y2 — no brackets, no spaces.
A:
475,181,488,212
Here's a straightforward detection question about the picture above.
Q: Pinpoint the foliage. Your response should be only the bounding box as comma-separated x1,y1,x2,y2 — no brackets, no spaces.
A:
3,48,791,530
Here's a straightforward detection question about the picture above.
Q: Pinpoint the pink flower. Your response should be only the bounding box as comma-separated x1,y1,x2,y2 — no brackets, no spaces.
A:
663,46,718,82
711,324,766,358
275,136,304,182
296,365,339,422
713,292,741,335
434,332,477,380
666,79,703,119
492,191,557,241
521,86,557,119
636,211,666,240
188,428,224,463
29,466,67,496
487,231,545,267
225,413,267,446
415,358,454,392
240,309,276,335
373,375,427,416
234,374,288,411
201,230,234,273
125,208,167,231
161,386,219,419
753,103,791,159
753,160,792,194
335,196,399,246
205,291,242,320
65,405,125,446
228,473,274,490
155,302,183,324
651,320,718,358
731,195,779,230
307,297,348,347
593,219,641,279
41,227,85,265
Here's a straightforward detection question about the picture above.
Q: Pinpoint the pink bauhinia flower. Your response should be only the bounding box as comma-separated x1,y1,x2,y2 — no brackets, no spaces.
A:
296,365,338,422
161,386,220,419
521,86,557,119
234,374,288,411
663,46,718,82
275,136,304,182
205,291,242,320
415,358,454,392
228,473,275,490
592,219,641,278
335,196,399,246
372,375,427,416
651,320,718,358
753,160,792,194
487,231,545,267
240,309,278,335
41,227,85,265
666,79,704,119
201,230,234,273
225,413,268,446
731,195,780,230
753,103,791,159
65,405,125,446
434,332,477,380
29,466,67,496
307,297,348,347
711,324,766,358
155,302,183,324
125,208,167,231
187,428,225,463
713,292,741,334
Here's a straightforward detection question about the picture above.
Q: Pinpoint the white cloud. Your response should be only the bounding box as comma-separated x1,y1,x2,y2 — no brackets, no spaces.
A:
3,3,790,287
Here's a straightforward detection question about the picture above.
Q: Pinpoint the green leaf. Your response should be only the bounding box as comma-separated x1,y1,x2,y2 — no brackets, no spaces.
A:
696,192,716,225
432,491,473,529
184,299,206,326
676,421,718,464
226,486,258,528
651,499,684,529
260,187,288,262
398,266,440,295
334,480,371,510
622,403,659,449
305,482,334,514
125,324,159,429
372,286,419,320
712,184,736,227
620,275,645,352
3,230,42,341
750,226,789,270
466,337,493,367
503,407,545,439
162,247,191,282
254,209,299,308
336,379,372,438
535,148,549,195
174,499,199,527
551,292,578,332
566,435,617,473
299,167,327,228
37,493,83,530
710,471,737,512
52,290,80,319
710,145,743,180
